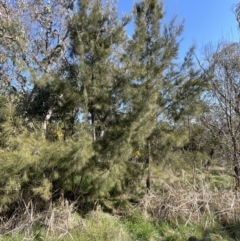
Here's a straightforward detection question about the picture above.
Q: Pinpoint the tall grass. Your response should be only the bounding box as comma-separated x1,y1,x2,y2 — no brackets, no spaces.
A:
1,165,240,240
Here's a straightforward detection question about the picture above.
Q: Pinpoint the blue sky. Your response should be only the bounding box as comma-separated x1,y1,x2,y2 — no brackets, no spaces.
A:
118,0,240,56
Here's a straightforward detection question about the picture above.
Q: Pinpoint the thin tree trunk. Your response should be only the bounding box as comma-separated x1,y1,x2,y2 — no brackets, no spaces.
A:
233,139,240,190
90,110,96,141
42,108,52,139
146,140,151,194
234,164,240,190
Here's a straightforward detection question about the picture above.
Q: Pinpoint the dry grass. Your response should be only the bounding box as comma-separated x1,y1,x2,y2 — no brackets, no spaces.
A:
0,199,80,240
0,202,130,241
141,175,240,226
1,165,239,240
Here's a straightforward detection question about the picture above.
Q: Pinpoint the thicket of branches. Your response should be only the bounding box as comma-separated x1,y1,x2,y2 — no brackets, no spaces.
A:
1,0,240,231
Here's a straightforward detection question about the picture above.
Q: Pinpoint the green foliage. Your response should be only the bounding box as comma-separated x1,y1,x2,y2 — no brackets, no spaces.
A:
123,211,160,241
78,211,130,241
0,0,211,230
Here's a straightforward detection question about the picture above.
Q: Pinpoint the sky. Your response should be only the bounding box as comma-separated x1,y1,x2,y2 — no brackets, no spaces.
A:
117,0,240,57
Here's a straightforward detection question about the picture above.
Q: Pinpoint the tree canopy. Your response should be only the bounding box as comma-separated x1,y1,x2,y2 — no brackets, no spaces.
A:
0,0,210,216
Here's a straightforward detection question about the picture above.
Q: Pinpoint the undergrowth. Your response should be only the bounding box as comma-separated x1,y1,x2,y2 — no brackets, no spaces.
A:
1,164,240,241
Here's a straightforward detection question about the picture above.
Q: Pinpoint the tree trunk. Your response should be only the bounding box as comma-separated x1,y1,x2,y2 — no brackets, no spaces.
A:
234,165,240,190
146,140,151,194
42,108,52,139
